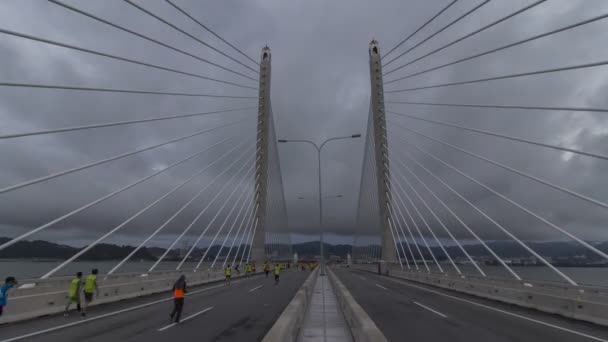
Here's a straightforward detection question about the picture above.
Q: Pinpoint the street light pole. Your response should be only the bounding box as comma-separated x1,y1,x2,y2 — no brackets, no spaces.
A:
279,134,360,276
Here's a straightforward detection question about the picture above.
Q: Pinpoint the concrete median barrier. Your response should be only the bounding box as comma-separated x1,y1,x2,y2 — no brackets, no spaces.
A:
327,268,388,342
262,267,319,342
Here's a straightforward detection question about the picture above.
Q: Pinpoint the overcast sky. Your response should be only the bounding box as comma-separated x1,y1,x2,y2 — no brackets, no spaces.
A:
0,0,607,250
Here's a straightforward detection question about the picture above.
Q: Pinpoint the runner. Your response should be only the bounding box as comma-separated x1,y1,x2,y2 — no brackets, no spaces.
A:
64,272,83,316
264,262,270,278
0,276,17,318
225,265,232,285
244,263,250,278
273,263,281,285
170,275,187,323
81,269,99,317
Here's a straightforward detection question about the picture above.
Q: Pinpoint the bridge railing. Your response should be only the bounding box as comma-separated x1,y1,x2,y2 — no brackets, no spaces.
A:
351,263,608,326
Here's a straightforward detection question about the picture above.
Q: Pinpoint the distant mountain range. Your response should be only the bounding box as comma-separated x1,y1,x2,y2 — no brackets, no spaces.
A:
1,237,607,261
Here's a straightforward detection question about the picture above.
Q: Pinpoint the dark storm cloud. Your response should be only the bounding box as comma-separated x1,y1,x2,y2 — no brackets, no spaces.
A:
0,0,606,250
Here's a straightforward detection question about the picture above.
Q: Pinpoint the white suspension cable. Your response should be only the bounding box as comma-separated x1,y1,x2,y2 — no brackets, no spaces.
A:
387,137,578,285
402,140,608,263
198,166,257,270
177,162,255,270
0,118,249,195
387,121,608,210
389,112,608,162
232,202,258,267
0,107,254,140
390,179,460,275
148,144,254,272
389,163,483,275
386,204,408,269
106,139,250,275
222,190,256,269
40,140,246,279
384,171,426,271
386,177,441,272
391,150,521,280
0,135,234,252
245,217,260,264
389,202,419,270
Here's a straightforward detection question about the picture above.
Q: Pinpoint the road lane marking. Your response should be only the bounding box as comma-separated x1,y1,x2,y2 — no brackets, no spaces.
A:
413,301,447,318
359,276,367,280
0,278,255,342
384,276,608,342
375,283,388,290
248,285,263,292
157,307,213,331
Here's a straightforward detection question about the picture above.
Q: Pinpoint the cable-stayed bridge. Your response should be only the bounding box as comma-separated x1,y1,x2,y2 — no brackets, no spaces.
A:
0,1,607,341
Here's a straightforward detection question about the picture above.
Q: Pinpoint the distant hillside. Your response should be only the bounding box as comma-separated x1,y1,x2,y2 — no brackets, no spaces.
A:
0,237,157,261
1,237,607,261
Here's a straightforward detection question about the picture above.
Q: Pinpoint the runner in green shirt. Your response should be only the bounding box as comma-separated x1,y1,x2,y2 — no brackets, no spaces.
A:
64,272,82,316
81,269,99,317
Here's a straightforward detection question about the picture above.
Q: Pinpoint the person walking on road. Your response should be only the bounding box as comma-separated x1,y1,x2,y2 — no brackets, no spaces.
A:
64,272,83,316
225,265,232,285
170,275,187,323
273,264,281,285
0,277,17,317
264,262,270,278
81,269,99,317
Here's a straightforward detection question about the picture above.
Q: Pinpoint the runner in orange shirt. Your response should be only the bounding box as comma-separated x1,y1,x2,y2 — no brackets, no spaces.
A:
170,275,187,323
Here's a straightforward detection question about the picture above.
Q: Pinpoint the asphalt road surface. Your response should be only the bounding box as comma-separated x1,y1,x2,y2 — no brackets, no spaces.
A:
334,267,608,342
0,270,310,342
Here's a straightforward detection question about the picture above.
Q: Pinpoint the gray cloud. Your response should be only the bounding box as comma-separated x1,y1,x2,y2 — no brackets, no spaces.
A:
0,0,606,255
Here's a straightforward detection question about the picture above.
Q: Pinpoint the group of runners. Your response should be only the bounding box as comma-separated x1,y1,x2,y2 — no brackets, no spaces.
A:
1,260,308,324
224,261,282,285
63,269,99,317
1,268,99,319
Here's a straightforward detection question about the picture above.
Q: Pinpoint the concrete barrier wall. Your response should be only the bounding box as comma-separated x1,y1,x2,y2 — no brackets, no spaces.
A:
327,268,388,342
1,269,258,324
351,264,608,327
262,267,319,342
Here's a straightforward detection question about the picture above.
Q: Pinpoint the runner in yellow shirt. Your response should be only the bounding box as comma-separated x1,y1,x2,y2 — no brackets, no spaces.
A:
64,272,82,316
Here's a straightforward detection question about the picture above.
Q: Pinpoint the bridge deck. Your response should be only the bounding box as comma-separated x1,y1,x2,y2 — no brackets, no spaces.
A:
334,268,608,342
0,271,308,342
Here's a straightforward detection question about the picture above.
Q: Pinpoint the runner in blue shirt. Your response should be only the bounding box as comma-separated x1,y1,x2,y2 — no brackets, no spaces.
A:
0,277,18,317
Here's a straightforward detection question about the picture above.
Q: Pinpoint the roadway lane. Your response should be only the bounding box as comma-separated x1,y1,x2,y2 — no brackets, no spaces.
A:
0,270,310,342
334,267,608,342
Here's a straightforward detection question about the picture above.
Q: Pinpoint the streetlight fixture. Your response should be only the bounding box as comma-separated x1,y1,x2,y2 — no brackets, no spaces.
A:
278,134,361,275
297,195,343,200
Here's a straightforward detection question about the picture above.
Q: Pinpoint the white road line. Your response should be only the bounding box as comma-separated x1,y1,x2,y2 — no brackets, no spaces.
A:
385,277,608,342
359,276,367,280
248,285,263,292
0,280,249,342
157,307,213,332
375,283,388,290
413,301,448,318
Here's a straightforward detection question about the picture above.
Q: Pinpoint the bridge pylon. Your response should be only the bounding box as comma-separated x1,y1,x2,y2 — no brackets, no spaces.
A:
250,46,272,264
368,40,396,264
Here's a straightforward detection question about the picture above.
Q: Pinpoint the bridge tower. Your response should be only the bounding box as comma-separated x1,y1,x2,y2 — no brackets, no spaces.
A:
368,40,396,263
250,46,272,264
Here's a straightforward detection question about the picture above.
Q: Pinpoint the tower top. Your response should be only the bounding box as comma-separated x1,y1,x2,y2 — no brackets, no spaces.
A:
261,46,271,62
369,40,380,57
